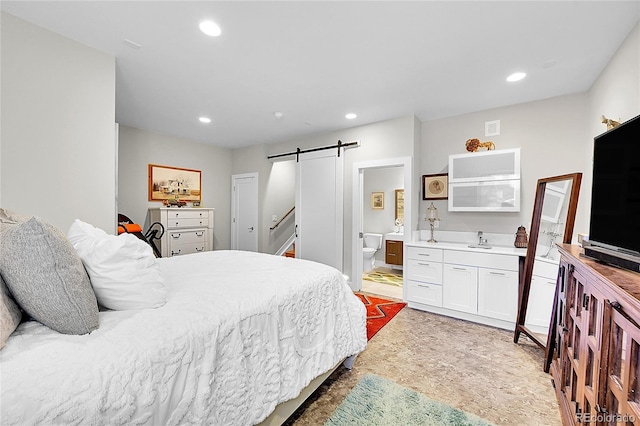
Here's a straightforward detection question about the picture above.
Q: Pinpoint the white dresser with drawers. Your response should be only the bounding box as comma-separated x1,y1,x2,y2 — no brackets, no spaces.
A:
148,207,214,257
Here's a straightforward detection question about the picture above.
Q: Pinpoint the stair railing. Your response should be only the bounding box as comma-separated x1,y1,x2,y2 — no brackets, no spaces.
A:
270,206,294,231
275,233,296,257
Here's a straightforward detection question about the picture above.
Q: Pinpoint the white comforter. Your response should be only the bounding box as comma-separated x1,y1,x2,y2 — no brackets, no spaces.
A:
0,250,367,425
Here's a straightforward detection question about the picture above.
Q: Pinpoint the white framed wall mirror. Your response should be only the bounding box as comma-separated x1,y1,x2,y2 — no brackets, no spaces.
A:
513,173,582,364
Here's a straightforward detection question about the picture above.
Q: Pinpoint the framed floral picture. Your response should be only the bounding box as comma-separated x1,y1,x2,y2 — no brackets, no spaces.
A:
148,164,202,201
422,173,448,200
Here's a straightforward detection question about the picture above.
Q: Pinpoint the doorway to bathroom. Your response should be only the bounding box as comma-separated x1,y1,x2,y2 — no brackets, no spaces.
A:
352,157,412,301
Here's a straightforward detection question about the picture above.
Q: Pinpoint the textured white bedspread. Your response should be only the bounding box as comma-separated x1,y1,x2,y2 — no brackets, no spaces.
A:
0,250,367,425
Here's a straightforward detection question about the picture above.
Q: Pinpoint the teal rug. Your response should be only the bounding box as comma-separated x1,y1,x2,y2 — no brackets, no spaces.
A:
325,374,495,426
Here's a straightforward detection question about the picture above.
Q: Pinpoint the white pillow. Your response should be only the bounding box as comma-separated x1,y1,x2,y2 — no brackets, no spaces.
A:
67,219,167,310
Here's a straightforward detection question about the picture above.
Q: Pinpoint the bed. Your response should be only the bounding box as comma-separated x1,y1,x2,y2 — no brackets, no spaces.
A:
0,215,367,425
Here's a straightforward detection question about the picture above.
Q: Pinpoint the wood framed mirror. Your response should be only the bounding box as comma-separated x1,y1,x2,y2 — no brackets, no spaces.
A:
395,189,404,223
513,173,582,361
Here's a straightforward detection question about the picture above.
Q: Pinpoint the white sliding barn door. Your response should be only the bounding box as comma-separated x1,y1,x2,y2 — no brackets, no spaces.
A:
295,149,343,271
231,173,258,252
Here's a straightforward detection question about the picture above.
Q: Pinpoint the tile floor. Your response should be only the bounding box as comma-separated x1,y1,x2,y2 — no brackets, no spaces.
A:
361,266,403,300
287,303,561,426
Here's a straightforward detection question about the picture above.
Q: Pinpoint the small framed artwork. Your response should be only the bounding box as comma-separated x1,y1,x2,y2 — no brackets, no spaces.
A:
149,164,202,201
371,192,384,209
422,173,448,200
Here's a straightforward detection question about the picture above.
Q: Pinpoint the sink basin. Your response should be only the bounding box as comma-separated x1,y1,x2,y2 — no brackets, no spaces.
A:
385,232,404,241
467,244,492,249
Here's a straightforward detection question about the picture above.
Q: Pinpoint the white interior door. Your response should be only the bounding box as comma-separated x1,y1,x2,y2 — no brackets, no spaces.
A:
295,149,343,271
231,173,258,251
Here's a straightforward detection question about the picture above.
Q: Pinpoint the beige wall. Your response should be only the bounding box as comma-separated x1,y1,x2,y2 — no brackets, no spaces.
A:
0,12,116,233
117,125,233,250
421,93,588,237
233,115,417,276
419,20,639,243
583,22,640,236
231,145,296,255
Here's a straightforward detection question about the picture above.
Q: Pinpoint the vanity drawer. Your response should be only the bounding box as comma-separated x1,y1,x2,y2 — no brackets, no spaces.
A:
406,246,443,262
407,259,443,284
444,250,517,271
168,228,207,244
406,280,443,307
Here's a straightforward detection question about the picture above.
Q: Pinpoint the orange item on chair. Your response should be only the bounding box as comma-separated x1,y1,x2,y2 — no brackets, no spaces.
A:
117,223,143,234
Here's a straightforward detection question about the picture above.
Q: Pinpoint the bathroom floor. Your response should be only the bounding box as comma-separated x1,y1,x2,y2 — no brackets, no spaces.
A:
361,267,403,300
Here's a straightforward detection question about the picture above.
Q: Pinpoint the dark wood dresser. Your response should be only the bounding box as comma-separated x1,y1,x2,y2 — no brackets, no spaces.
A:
549,244,640,425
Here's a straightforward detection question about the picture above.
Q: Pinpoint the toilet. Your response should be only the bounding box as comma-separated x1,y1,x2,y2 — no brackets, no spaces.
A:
362,233,383,272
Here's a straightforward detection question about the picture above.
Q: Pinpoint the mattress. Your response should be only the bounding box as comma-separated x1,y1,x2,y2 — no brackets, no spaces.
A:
0,250,367,425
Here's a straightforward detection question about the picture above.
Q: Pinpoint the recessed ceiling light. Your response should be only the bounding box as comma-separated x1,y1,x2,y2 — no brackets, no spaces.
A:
274,112,284,120
345,113,357,120
506,72,526,82
199,20,221,37
199,117,211,123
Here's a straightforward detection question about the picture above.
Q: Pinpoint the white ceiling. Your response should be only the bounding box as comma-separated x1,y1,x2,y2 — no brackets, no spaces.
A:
2,1,639,149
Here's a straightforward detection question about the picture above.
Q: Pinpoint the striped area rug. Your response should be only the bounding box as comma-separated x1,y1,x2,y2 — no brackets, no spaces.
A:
362,270,403,287
355,293,406,340
325,374,494,426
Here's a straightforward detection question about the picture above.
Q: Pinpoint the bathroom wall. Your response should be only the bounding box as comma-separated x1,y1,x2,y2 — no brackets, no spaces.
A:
363,166,404,263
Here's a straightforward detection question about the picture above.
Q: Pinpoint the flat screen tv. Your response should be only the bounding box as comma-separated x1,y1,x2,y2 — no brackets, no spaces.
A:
586,113,640,273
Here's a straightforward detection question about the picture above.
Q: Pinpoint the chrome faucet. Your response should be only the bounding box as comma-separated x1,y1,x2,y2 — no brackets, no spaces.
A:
477,231,483,245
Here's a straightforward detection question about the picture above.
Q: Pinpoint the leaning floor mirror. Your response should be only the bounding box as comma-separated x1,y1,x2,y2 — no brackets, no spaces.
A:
513,173,582,365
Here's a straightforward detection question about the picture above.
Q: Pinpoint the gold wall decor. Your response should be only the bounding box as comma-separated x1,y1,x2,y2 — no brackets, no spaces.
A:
148,164,202,201
395,189,404,223
371,192,384,209
465,138,495,152
601,115,621,130
422,173,448,200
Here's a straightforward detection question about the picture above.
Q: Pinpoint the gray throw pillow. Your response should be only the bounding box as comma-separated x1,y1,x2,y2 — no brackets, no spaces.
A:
0,217,99,334
0,274,22,349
